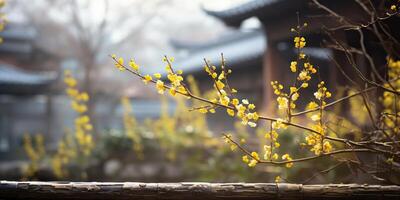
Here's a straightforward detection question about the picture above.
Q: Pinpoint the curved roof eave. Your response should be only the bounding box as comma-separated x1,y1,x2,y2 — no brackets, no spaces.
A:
202,0,280,27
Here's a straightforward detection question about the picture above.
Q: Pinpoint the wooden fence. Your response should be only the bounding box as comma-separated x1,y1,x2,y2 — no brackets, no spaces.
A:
0,181,399,199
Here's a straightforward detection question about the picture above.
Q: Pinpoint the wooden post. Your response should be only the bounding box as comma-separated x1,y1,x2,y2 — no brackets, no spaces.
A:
262,38,285,115
0,181,399,200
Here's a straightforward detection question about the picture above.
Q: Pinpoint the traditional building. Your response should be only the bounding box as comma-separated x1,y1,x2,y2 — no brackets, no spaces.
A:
0,23,60,159
172,0,399,115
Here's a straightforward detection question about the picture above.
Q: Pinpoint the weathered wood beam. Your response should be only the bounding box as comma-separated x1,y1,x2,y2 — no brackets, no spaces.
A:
0,181,399,200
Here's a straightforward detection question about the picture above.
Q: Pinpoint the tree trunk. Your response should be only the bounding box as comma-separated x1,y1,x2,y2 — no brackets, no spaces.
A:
0,181,399,200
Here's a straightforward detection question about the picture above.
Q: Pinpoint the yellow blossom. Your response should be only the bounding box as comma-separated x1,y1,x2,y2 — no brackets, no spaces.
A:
323,141,333,153
242,155,249,163
218,71,225,80
307,101,318,109
153,73,162,79
227,109,235,116
294,36,306,48
298,70,309,81
248,159,257,167
115,57,125,71
274,142,280,148
282,153,293,168
290,61,297,72
220,96,230,106
277,97,288,110
169,87,176,96
156,80,165,94
142,75,152,84
232,98,239,106
310,114,320,121
198,108,208,114
248,121,257,127
230,144,237,151
216,80,225,90
248,104,255,110
291,92,299,101
129,59,139,71
275,176,281,183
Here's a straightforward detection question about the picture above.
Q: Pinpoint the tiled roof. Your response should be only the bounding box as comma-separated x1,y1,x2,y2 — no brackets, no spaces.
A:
151,29,266,76
0,64,58,95
203,0,279,27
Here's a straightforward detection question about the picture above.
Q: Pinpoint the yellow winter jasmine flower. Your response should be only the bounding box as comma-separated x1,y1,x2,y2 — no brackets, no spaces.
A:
274,142,280,148
277,97,288,110
66,88,78,97
232,98,239,106
314,91,323,100
248,104,255,110
156,80,165,94
326,91,332,98
231,88,237,93
252,112,259,121
290,87,297,94
216,80,225,90
282,154,293,168
311,124,325,134
251,151,260,160
242,99,249,105
230,144,237,151
129,59,139,71
291,92,299,101
298,70,309,81
142,75,152,84
242,155,249,163
290,61,297,72
248,159,257,167
301,82,308,88
177,70,183,75
248,121,257,127
198,108,208,114
218,71,225,80
209,109,216,113
272,153,279,160
323,141,333,153
272,119,287,130
307,101,318,109
169,87,176,96
220,96,230,106
227,109,235,116
310,114,320,121
153,73,162,79
275,176,281,183
115,57,125,71
294,36,306,48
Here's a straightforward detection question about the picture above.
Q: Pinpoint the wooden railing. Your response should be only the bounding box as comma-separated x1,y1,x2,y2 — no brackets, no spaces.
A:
0,181,399,199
